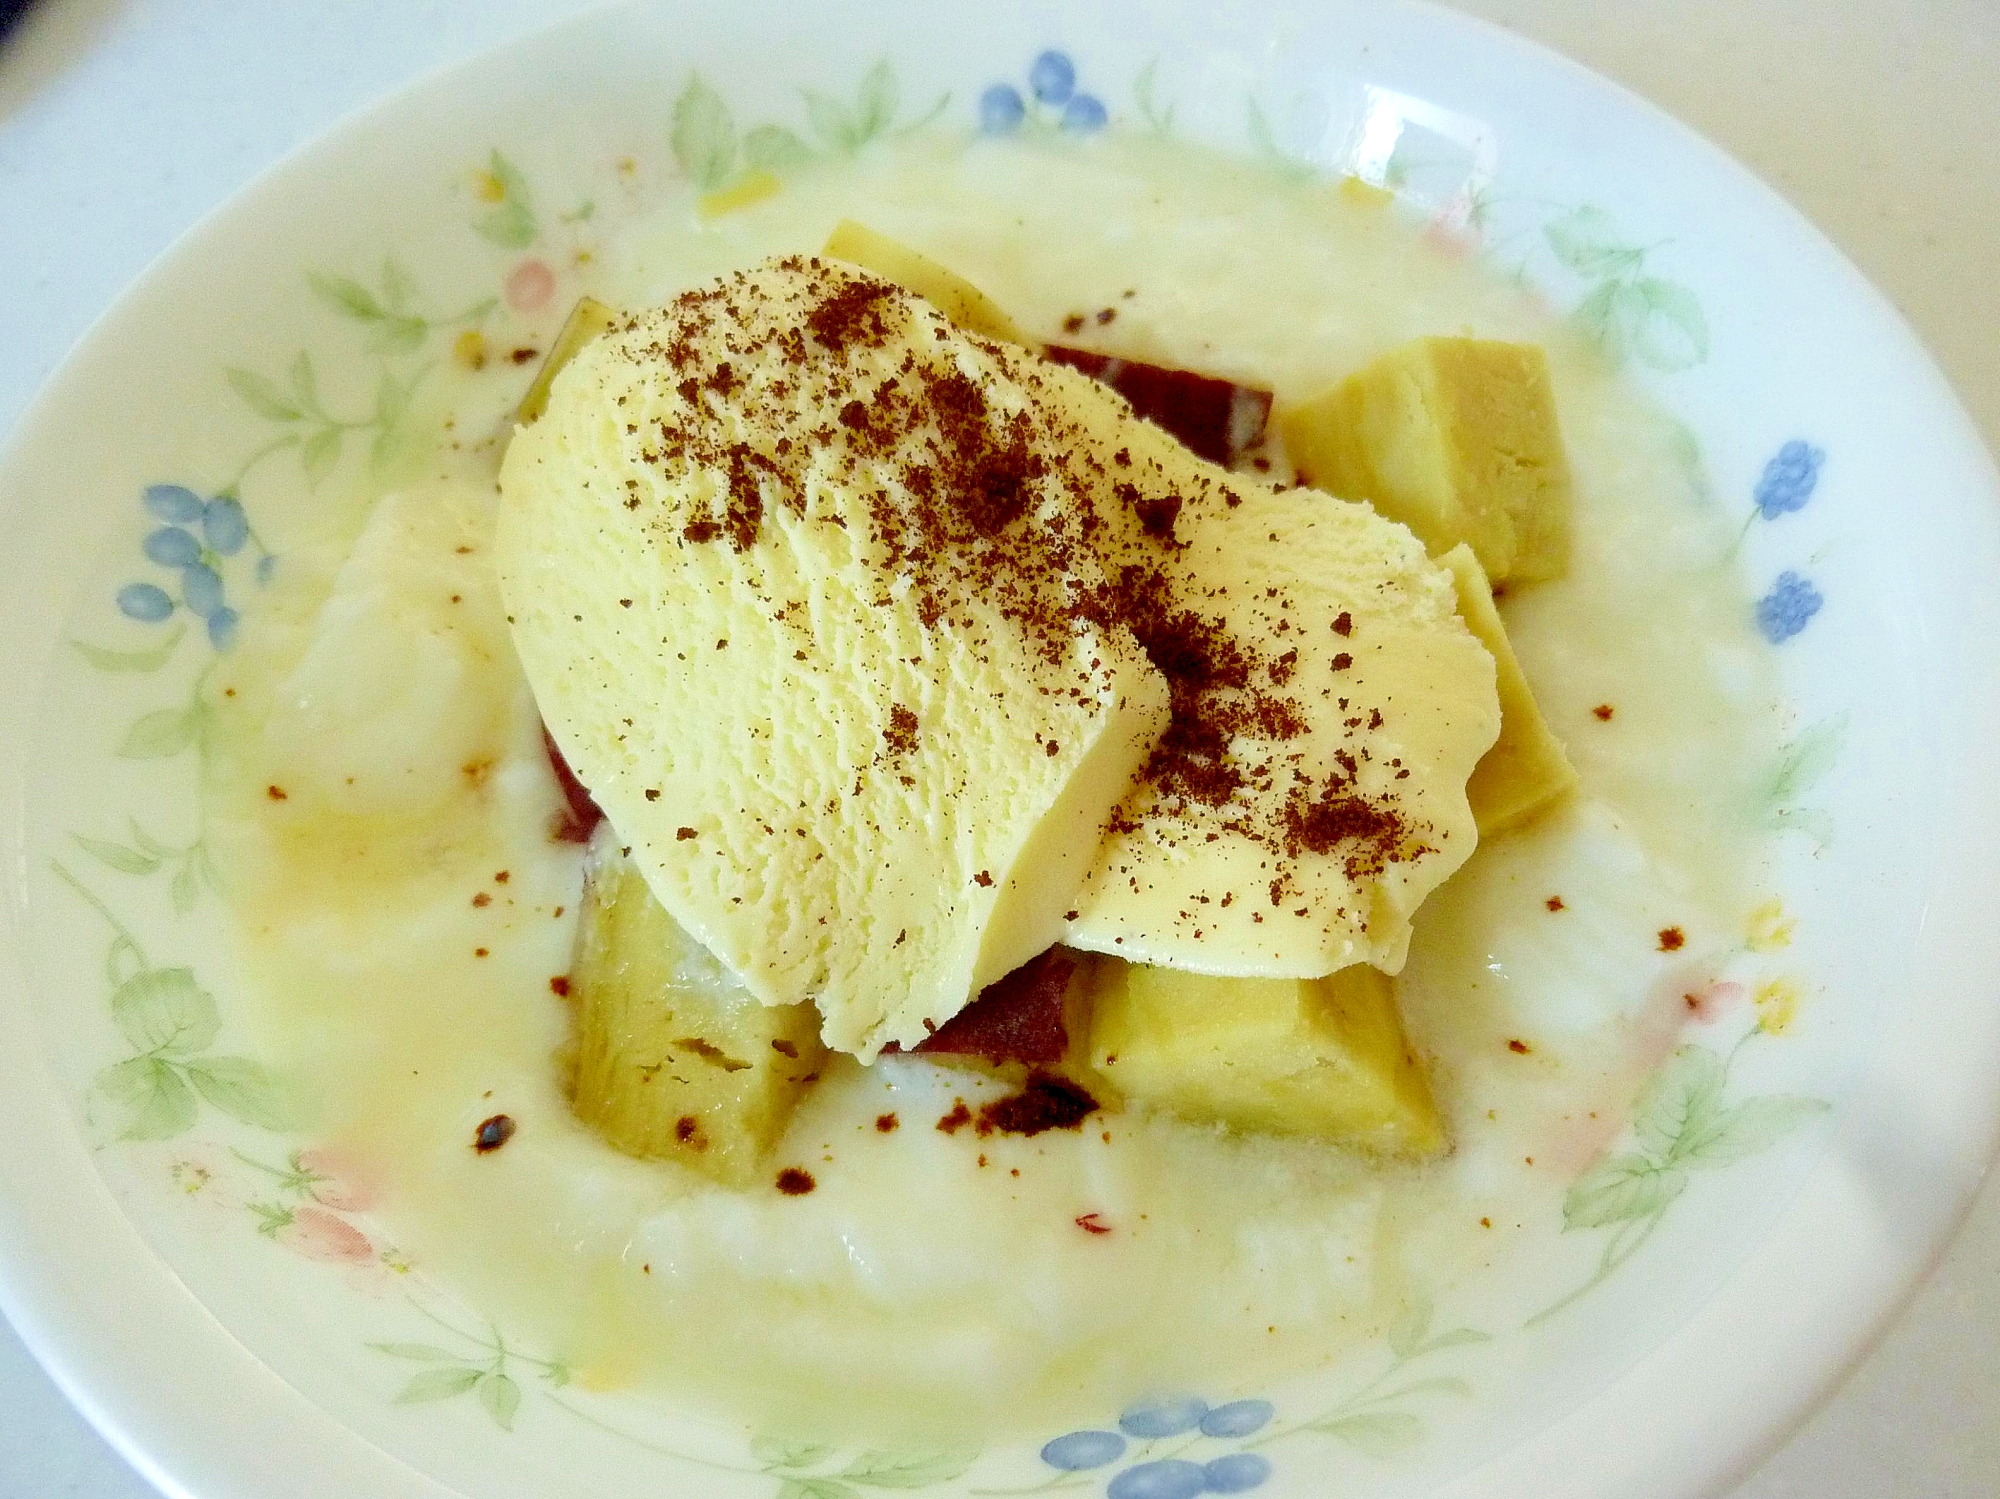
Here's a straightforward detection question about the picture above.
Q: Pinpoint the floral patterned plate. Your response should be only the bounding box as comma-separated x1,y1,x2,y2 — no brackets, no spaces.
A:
3,3,2000,1499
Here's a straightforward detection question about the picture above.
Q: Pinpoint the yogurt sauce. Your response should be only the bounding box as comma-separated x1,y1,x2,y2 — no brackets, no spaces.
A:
203,133,1776,1443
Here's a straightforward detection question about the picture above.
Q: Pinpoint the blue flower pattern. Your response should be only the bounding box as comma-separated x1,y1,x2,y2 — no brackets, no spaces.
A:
1754,439,1824,519
1042,1395,1276,1495
979,50,1109,137
117,483,273,650
1741,440,1826,645
1756,570,1823,644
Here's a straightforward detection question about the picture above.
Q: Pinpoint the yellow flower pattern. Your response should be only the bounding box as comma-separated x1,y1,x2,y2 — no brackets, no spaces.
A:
1745,897,1794,953
1754,976,1802,1035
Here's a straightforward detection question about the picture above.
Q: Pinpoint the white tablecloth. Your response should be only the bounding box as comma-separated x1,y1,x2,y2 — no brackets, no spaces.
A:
1,1,1994,1493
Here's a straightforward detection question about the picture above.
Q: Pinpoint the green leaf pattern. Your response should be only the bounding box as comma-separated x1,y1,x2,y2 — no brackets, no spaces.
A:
473,151,537,247
227,349,427,491
673,76,738,191
1242,99,1315,183
1563,1155,1687,1230
54,861,287,1141
1679,1094,1831,1167
111,967,219,1054
779,1481,859,1499
74,834,161,875
1544,205,1643,278
366,1304,572,1431
1537,1039,1828,1321
1308,1409,1424,1458
225,367,302,422
836,1449,977,1487
70,626,186,674
753,1439,838,1470
96,1056,199,1140
1133,59,1175,135
397,1365,484,1405
670,62,947,203
1765,712,1847,847
1543,206,1709,372
477,1371,523,1431
309,262,493,354
744,124,814,175
747,1439,975,1497
117,701,204,759
184,1056,292,1131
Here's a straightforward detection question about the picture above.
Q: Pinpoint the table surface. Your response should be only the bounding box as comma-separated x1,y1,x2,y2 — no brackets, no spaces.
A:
2,1,1995,1495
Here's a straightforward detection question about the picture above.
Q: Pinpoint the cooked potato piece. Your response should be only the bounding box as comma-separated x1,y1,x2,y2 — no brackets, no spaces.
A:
1087,960,1443,1156
821,219,1025,344
516,296,623,425
1440,544,1579,834
1281,337,1573,584
569,833,828,1187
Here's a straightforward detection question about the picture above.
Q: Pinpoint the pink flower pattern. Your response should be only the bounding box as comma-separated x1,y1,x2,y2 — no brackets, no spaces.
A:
505,258,557,314
279,1205,376,1263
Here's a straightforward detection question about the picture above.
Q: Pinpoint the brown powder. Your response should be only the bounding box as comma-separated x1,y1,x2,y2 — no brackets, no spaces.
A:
1282,774,1418,880
803,277,895,351
883,703,920,759
774,1167,817,1195
936,1100,973,1134
975,1072,1100,1137
723,448,763,551
1129,493,1183,542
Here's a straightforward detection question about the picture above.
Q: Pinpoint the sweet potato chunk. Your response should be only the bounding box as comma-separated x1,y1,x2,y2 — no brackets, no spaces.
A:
1282,337,1572,585
568,833,828,1186
1087,960,1443,1156
1440,544,1578,834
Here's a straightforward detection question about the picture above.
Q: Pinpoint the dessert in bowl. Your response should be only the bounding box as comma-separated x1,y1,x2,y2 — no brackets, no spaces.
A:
3,5,1998,1499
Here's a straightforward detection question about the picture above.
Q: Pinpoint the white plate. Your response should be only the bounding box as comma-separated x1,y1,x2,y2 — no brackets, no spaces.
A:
2,3,1998,1498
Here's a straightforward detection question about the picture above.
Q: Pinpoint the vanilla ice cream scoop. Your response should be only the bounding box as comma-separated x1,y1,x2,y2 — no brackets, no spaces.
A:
497,258,1168,1058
